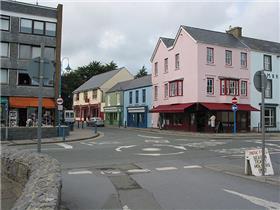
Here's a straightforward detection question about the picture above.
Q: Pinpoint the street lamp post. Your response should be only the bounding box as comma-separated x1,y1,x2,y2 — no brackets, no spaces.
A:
58,57,71,136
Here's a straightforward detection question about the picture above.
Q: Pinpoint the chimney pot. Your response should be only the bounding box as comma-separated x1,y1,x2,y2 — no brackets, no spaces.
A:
226,26,242,38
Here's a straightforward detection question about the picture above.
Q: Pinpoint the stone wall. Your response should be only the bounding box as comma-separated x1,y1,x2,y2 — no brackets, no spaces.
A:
1,126,69,140
1,147,62,210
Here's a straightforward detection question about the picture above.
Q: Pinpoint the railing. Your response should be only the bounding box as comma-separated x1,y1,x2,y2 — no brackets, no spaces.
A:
257,122,280,133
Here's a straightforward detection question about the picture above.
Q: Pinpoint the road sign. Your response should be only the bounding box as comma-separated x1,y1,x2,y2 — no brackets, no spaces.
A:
26,57,55,86
253,70,267,93
57,97,64,105
57,105,63,111
232,97,238,104
232,104,238,111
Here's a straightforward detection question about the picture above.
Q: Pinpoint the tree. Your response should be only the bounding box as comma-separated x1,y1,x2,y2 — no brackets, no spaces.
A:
61,60,118,109
135,65,148,79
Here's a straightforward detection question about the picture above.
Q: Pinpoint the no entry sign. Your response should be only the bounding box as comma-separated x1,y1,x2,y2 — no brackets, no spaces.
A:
232,97,238,104
57,97,63,105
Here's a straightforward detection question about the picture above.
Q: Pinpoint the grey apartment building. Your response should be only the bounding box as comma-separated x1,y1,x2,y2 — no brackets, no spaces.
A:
1,0,62,127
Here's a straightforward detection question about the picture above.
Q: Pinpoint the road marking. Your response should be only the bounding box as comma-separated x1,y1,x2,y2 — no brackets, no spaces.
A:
138,134,162,139
101,170,121,175
156,167,177,171
56,143,73,149
142,148,161,152
127,169,151,173
145,139,170,143
136,151,185,156
68,170,92,175
115,145,136,152
183,165,202,169
80,142,93,146
91,141,120,145
123,205,131,210
223,189,280,210
154,144,187,151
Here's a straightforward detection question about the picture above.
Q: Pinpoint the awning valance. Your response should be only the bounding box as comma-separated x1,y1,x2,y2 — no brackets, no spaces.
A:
9,97,56,109
150,103,194,113
200,103,259,111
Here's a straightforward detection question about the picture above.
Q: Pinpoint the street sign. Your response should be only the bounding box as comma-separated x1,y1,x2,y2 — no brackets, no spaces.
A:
26,57,55,86
253,70,267,92
232,104,238,111
56,97,64,105
232,97,238,104
57,105,63,111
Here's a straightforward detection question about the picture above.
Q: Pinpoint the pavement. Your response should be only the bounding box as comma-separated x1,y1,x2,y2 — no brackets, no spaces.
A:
1,176,21,210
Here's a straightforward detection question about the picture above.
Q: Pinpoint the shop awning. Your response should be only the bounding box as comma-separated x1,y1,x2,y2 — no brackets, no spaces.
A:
9,97,56,109
200,103,259,111
150,103,194,113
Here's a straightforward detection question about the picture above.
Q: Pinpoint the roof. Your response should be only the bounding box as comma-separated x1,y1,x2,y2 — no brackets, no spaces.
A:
73,68,124,93
181,25,247,49
239,37,280,54
107,75,152,93
160,37,175,48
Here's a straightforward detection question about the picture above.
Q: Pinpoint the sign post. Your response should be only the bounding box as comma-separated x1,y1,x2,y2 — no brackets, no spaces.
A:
232,97,238,135
57,97,63,137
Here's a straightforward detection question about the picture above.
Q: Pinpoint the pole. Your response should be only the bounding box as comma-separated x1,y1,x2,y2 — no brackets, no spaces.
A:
261,70,266,176
5,103,8,140
37,43,45,153
233,110,237,134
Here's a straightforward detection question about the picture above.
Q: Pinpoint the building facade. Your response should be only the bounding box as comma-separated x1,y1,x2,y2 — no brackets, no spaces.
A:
73,68,133,122
0,0,62,127
150,26,258,132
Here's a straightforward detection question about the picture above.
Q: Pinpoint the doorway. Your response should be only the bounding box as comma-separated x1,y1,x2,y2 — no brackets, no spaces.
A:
18,108,27,126
196,112,206,132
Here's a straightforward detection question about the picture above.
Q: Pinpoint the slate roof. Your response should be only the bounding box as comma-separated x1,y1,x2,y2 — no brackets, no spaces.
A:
107,75,152,93
239,36,280,54
181,25,247,49
160,37,175,48
73,68,124,93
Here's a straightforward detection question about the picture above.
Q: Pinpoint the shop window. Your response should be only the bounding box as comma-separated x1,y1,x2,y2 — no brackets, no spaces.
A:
1,42,9,57
264,107,276,127
1,69,9,84
1,15,10,31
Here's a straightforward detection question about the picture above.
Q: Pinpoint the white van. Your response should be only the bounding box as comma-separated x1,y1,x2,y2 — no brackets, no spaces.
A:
64,110,75,123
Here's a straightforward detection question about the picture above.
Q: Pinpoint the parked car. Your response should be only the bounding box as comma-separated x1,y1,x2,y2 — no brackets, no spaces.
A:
87,117,104,127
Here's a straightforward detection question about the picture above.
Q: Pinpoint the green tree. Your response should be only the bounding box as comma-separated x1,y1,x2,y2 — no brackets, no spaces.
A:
135,65,148,79
61,60,118,109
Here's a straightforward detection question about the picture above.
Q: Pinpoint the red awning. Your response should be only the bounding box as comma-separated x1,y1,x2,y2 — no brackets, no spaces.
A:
9,97,56,109
200,103,259,111
150,103,194,113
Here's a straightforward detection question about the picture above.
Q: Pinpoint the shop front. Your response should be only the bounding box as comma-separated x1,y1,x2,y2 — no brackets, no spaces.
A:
104,106,122,126
8,97,56,127
127,106,148,128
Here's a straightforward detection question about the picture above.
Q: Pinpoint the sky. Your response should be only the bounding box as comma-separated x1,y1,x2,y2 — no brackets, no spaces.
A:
20,0,279,74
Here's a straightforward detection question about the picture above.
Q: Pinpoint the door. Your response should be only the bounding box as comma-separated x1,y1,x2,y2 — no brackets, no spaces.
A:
18,108,27,126
196,112,206,132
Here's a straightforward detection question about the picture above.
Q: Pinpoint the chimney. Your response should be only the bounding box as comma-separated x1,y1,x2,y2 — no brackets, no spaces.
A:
226,26,242,38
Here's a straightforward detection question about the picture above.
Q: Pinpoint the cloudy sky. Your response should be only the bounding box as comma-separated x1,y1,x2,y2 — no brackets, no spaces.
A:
22,0,279,74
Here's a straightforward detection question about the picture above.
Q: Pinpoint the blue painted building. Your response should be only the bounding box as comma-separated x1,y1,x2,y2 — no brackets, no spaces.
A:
123,75,152,128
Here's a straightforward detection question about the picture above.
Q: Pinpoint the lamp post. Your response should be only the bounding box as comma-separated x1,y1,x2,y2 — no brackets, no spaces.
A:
58,57,71,136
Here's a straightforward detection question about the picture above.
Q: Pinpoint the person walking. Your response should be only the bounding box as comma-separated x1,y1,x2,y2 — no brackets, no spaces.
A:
209,114,216,132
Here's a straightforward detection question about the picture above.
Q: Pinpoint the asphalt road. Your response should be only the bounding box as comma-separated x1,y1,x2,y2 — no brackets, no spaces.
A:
14,127,280,210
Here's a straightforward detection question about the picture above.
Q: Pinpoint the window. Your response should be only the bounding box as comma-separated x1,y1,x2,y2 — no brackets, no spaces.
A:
169,80,183,97
154,86,158,100
33,21,44,35
20,19,32,33
19,44,55,60
164,83,168,99
1,15,10,31
241,81,247,96
18,71,32,86
116,93,120,105
175,53,180,69
220,79,239,96
92,90,97,99
76,93,79,101
207,78,214,95
264,55,272,71
19,45,31,59
225,50,232,66
1,42,9,57
107,95,111,106
45,47,55,60
135,90,139,103
264,107,276,127
241,52,247,68
84,92,88,102
32,46,41,58
164,58,168,73
207,47,214,64
265,79,272,98
154,62,158,76
1,69,9,84
142,89,146,103
129,91,133,104
45,22,56,36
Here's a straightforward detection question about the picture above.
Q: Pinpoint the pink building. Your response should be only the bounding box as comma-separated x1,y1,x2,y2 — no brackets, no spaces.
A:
150,26,258,132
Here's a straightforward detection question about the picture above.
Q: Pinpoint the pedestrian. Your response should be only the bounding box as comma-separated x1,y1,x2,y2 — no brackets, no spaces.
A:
209,114,216,132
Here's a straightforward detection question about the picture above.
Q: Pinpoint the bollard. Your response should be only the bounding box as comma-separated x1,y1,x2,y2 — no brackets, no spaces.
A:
62,127,65,141
94,123,97,134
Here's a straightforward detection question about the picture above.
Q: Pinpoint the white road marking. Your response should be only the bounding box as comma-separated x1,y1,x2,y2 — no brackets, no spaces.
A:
142,148,161,152
183,165,202,169
56,143,73,149
136,151,185,156
127,169,151,173
154,144,187,151
123,205,131,210
68,170,92,175
91,141,120,145
224,189,280,210
138,134,162,139
80,142,93,146
156,167,177,171
145,139,170,143
115,145,136,152
101,170,121,175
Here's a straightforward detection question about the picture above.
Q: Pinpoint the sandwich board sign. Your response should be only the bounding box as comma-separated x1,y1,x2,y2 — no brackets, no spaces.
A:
245,148,274,176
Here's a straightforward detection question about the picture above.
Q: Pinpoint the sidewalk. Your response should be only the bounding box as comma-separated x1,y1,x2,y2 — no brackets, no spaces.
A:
119,126,280,140
1,128,100,146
